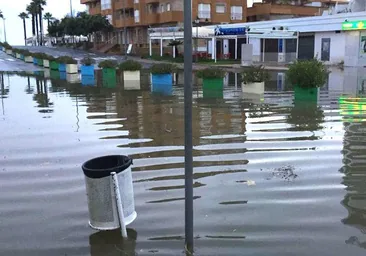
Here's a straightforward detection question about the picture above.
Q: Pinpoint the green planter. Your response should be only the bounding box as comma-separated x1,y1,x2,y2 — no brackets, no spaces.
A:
294,85,318,102
50,61,59,70
102,68,116,80
203,78,224,98
37,59,44,66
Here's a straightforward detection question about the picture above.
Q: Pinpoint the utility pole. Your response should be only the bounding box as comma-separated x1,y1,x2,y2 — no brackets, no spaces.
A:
183,0,193,254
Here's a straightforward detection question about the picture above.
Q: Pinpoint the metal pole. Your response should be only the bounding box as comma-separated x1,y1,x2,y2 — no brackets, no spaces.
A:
262,38,265,63
183,0,193,253
296,32,299,60
70,0,73,17
196,25,198,63
3,18,6,42
123,1,127,59
111,172,128,238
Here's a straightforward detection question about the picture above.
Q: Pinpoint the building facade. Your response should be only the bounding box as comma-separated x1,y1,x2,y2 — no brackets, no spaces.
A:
81,0,247,47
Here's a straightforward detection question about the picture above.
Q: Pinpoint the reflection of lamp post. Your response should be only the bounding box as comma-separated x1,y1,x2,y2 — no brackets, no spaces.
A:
194,17,199,63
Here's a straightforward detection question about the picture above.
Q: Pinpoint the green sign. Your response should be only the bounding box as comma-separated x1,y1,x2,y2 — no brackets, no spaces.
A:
342,20,366,30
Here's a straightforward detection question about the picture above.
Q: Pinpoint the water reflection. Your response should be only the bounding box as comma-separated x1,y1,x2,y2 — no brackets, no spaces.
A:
340,96,366,250
89,229,137,256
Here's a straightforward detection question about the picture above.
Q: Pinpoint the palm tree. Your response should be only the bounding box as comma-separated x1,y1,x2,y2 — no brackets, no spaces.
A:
43,12,54,28
26,4,37,45
19,12,29,45
33,0,47,46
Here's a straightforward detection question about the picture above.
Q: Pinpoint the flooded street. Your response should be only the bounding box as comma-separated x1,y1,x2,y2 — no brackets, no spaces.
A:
1,68,366,256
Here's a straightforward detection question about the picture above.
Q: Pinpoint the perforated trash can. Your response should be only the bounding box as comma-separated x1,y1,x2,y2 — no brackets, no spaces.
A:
82,155,137,230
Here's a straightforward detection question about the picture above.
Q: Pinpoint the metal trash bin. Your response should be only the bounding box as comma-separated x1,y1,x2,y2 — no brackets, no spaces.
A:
82,155,137,231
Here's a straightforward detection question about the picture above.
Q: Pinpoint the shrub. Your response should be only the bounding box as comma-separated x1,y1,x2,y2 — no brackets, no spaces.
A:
286,58,328,89
2,42,11,49
240,65,270,84
119,60,142,71
98,60,118,69
196,68,225,79
81,56,96,66
150,63,176,74
56,56,77,64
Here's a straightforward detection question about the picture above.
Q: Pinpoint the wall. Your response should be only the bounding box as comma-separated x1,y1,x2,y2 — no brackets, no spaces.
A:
314,31,346,65
344,31,359,67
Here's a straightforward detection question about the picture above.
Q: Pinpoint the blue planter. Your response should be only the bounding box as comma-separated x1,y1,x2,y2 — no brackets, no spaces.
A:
33,58,38,65
81,65,94,76
151,73,172,95
20,54,24,60
59,71,66,80
58,63,66,72
81,75,95,86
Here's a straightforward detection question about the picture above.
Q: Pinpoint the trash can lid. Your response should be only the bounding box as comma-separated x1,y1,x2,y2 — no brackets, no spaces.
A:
82,155,132,179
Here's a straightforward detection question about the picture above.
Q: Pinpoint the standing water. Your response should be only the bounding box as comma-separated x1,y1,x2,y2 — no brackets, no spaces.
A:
0,68,366,256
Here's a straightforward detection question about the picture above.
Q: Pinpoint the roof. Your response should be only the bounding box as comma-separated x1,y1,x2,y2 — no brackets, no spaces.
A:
205,11,366,33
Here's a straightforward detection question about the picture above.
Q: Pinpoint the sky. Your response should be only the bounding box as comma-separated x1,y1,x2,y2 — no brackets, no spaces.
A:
0,0,85,45
0,0,259,45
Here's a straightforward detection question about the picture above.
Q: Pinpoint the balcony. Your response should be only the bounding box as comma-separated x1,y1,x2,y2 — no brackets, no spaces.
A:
114,0,134,10
159,11,184,23
115,17,135,28
81,0,99,4
145,13,160,25
247,3,324,18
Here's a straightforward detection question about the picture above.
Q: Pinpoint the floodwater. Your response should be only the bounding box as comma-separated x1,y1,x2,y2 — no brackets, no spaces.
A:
1,67,366,256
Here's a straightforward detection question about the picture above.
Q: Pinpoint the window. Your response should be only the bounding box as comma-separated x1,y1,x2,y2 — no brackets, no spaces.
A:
101,0,111,10
160,4,165,13
134,9,140,23
198,4,211,19
231,6,242,20
134,0,139,3
167,3,171,12
216,4,225,13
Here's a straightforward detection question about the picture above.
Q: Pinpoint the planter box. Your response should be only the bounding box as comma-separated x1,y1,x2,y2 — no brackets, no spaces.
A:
241,82,265,94
58,63,66,72
60,71,67,80
43,59,50,68
33,58,38,65
202,78,224,99
6,49,12,55
50,61,59,70
50,70,60,79
81,76,95,86
66,64,78,74
102,68,116,79
25,56,33,63
81,65,94,76
37,59,44,66
20,54,25,61
102,76,117,88
16,53,21,59
294,85,318,102
66,74,80,83
123,71,140,90
151,73,172,95
44,69,50,78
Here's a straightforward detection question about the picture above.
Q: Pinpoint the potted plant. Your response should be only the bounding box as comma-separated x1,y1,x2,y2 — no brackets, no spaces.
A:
240,65,270,94
98,59,118,81
150,63,176,93
196,68,225,98
286,58,328,101
119,60,142,90
56,56,78,74
80,56,96,76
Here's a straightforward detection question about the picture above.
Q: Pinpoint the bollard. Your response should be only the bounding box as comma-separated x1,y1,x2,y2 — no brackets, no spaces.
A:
82,155,137,237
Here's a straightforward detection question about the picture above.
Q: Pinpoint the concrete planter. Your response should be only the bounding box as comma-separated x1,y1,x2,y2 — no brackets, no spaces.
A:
6,49,12,55
58,63,66,72
37,59,44,66
66,74,80,83
123,71,140,90
50,61,58,70
66,64,78,74
294,85,318,102
20,54,25,61
151,73,172,95
16,53,21,59
25,56,33,63
81,76,95,86
43,60,50,68
241,82,265,94
33,58,38,65
44,69,50,78
202,78,224,99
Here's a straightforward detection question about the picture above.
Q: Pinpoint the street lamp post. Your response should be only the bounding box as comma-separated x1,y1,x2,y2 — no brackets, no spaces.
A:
2,17,6,42
194,17,199,63
70,0,73,17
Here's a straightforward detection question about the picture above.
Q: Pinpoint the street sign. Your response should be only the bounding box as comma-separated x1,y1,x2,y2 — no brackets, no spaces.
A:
342,20,366,30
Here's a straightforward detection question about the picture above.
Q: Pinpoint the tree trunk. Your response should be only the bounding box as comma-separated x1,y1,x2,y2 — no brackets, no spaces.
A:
23,19,27,46
35,14,39,46
39,9,43,46
31,15,35,36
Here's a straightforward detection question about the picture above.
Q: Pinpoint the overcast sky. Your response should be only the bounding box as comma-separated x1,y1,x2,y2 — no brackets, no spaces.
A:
0,0,85,45
0,0,258,45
